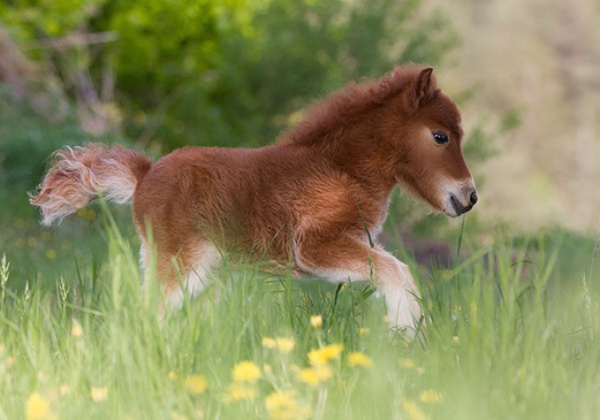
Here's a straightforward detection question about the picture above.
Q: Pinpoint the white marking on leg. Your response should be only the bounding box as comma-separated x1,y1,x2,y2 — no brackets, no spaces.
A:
295,241,421,331
166,243,222,308
377,258,421,331
139,237,149,280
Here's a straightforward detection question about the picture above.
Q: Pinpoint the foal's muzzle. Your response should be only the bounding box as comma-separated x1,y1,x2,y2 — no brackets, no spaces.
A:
450,190,478,216
443,181,478,217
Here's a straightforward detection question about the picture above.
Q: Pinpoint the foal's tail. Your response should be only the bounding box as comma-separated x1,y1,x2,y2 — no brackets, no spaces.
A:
29,143,153,226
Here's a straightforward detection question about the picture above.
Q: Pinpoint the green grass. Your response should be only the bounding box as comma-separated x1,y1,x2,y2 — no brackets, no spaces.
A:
0,212,598,419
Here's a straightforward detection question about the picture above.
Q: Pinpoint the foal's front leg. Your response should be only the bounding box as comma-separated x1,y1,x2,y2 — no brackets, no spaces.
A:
294,234,422,333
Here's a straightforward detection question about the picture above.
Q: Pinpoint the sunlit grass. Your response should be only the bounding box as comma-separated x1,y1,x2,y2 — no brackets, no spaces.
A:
0,213,598,419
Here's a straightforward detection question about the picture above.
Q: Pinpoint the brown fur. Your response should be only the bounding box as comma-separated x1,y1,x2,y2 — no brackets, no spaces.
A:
30,66,477,333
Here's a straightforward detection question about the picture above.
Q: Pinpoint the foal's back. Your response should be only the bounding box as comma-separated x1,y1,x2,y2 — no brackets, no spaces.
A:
132,144,355,258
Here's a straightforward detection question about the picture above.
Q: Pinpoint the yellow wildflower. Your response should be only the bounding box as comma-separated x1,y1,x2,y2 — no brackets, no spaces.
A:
402,400,426,420
225,383,257,402
265,390,310,420
420,389,444,404
170,412,189,420
71,319,84,339
263,337,277,349
297,368,320,387
313,364,332,382
310,315,323,328
232,361,262,383
358,327,370,336
348,352,373,368
167,371,178,381
25,392,54,420
307,344,343,366
27,237,38,248
263,337,296,353
297,364,332,387
185,375,208,394
399,358,416,369
46,249,57,260
275,337,296,353
91,387,109,402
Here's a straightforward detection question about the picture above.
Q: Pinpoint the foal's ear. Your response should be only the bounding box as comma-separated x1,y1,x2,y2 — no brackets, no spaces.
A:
416,68,435,99
408,67,437,111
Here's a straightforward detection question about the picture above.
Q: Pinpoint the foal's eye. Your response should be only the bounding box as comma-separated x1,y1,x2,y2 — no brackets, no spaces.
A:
432,131,449,145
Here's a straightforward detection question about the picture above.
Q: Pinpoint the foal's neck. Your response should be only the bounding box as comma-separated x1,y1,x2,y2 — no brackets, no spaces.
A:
309,115,398,193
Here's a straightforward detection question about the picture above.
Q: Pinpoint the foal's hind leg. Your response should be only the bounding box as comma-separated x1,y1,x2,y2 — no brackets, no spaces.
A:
139,237,221,311
294,234,422,333
162,242,222,308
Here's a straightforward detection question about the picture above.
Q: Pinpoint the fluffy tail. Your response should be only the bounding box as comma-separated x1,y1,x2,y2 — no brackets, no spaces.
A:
29,143,153,226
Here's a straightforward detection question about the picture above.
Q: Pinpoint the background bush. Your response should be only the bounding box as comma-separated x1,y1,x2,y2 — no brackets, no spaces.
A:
0,0,457,151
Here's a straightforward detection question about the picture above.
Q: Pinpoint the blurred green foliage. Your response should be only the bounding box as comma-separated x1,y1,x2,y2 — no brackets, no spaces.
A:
0,88,83,217
0,0,457,151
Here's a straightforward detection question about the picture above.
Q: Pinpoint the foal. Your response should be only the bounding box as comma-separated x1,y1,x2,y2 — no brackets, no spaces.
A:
30,66,477,333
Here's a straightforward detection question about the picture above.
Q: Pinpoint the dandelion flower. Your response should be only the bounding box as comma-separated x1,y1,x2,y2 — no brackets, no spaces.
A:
25,392,54,420
348,352,373,368
402,400,426,420
307,344,343,366
90,387,109,402
399,358,416,369
232,361,262,383
420,389,443,404
265,390,310,420
170,412,188,420
185,375,208,394
275,337,295,353
71,320,84,339
168,371,178,381
263,337,296,353
358,327,370,336
262,337,277,349
225,383,257,402
297,364,332,387
313,364,332,382
310,315,323,328
297,368,319,387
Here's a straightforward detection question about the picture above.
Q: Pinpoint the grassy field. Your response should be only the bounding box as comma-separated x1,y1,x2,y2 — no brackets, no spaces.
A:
0,207,598,420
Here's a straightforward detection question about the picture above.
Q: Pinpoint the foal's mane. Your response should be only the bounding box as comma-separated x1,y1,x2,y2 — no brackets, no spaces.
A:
283,66,428,146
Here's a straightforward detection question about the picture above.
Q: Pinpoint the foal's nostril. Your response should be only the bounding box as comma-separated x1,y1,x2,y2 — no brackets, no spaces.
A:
469,191,479,206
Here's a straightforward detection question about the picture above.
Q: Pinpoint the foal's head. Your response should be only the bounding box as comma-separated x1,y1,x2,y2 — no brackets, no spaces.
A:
382,67,478,217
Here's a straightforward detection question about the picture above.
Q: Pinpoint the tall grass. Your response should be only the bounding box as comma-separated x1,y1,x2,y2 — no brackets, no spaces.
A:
0,213,598,419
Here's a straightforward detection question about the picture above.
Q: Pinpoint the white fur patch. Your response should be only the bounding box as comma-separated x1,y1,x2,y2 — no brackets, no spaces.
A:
166,243,222,308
